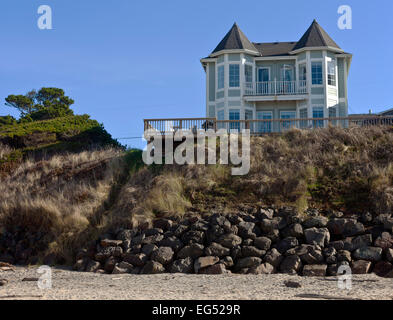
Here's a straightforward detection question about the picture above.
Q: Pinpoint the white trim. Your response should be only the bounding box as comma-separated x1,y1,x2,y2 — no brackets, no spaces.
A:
210,49,260,58
255,56,296,61
244,95,308,102
290,46,344,55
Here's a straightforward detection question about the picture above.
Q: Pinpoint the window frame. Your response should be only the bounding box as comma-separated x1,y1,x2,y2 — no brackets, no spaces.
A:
244,64,253,83
327,60,336,86
257,67,270,82
217,65,225,90
229,64,240,88
311,61,323,85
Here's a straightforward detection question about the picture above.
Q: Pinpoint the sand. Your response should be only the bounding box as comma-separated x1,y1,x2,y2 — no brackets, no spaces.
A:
0,266,392,300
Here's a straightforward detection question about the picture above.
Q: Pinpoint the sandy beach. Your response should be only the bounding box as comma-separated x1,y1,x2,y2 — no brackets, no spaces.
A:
0,266,392,300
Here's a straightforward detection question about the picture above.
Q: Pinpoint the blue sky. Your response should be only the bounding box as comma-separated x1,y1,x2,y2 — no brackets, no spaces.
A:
1,0,392,148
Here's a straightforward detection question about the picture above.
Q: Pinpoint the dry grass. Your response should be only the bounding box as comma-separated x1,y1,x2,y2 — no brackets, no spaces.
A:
0,143,13,159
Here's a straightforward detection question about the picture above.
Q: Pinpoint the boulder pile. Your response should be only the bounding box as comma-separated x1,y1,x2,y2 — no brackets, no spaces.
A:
73,208,393,277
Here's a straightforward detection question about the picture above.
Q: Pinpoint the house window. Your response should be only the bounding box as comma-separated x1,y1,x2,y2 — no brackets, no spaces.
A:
217,65,224,89
245,109,253,132
313,107,324,128
208,105,215,118
258,68,270,82
245,65,253,83
217,109,225,129
299,64,307,82
229,109,240,131
280,111,296,131
312,62,323,85
329,107,337,126
257,111,272,133
281,65,294,82
229,64,240,87
327,61,336,86
299,108,308,129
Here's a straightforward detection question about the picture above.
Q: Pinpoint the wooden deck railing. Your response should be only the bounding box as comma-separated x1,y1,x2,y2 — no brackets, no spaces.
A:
144,116,393,135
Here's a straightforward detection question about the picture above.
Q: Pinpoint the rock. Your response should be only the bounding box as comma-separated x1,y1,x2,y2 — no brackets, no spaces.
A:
0,253,15,264
153,219,173,231
218,234,242,249
248,262,274,275
282,223,304,238
374,232,393,249
235,257,262,270
260,219,279,234
284,280,301,288
353,247,383,262
351,260,372,274
327,218,350,236
227,214,244,225
327,264,338,276
386,248,393,262
266,230,280,242
373,261,393,277
303,216,328,228
141,244,158,257
337,250,352,262
85,260,101,273
173,224,189,237
205,243,230,257
264,248,283,268
323,247,337,264
360,212,373,224
159,236,184,252
73,259,87,272
210,214,231,229
100,239,123,248
346,234,372,251
383,218,393,232
142,234,164,245
94,247,117,262
43,253,57,266
258,208,274,220
298,246,324,265
237,221,260,239
327,218,364,237
220,256,234,268
329,241,345,251
254,237,272,251
194,256,219,273
112,265,128,274
118,261,134,271
199,263,228,274
230,245,242,260
302,264,327,277
123,253,148,267
144,228,163,237
177,243,204,259
304,227,330,248
104,256,117,273
206,225,225,243
170,257,194,273
131,234,145,246
241,246,265,257
141,261,165,274
151,247,174,265
279,255,302,274
0,279,8,286
117,229,138,241
276,237,299,253
242,238,253,246
181,230,205,245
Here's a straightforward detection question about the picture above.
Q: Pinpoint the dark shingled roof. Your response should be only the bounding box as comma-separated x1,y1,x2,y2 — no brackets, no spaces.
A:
252,42,297,57
211,23,258,54
292,20,341,51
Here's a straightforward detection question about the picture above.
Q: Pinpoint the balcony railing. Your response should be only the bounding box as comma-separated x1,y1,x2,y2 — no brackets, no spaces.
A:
144,116,393,135
244,80,307,96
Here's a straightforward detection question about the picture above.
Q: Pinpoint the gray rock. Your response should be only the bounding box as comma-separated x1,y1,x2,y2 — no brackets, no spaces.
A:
73,258,87,272
170,257,194,273
242,238,253,246
142,234,164,245
264,248,283,268
238,221,260,239
248,262,274,275
327,218,364,237
337,250,352,262
302,264,327,277
123,253,148,267
205,242,230,257
304,227,330,247
351,260,372,274
141,244,158,257
144,228,163,237
241,246,265,257
282,223,304,238
104,256,116,273
329,240,345,251
100,239,123,248
118,261,134,270
194,256,219,273
199,263,228,274
353,247,383,262
153,218,173,231
117,229,138,241
258,208,274,220
345,234,372,251
254,237,272,251
85,260,101,273
374,232,393,249
276,237,299,253
181,230,205,245
360,212,373,224
151,247,174,265
373,261,393,277
236,257,262,269
218,234,242,249
220,256,234,268
260,219,279,234
303,216,328,228
230,245,242,260
159,236,184,252
112,265,128,274
279,255,302,274
131,234,145,246
383,218,393,232
141,261,165,274
386,248,393,262
173,224,189,237
299,246,324,265
177,243,204,259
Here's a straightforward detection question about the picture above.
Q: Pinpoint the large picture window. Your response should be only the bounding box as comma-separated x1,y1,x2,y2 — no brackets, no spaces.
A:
229,109,240,131
311,62,323,85
313,107,324,128
229,64,240,87
245,65,253,83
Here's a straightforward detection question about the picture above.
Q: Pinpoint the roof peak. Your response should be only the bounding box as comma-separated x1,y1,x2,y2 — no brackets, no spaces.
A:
292,20,341,51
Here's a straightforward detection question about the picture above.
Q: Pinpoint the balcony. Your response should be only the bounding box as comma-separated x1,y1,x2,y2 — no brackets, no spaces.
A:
243,80,308,101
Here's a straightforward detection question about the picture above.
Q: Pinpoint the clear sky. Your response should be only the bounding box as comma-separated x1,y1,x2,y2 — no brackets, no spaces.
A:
1,0,392,149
